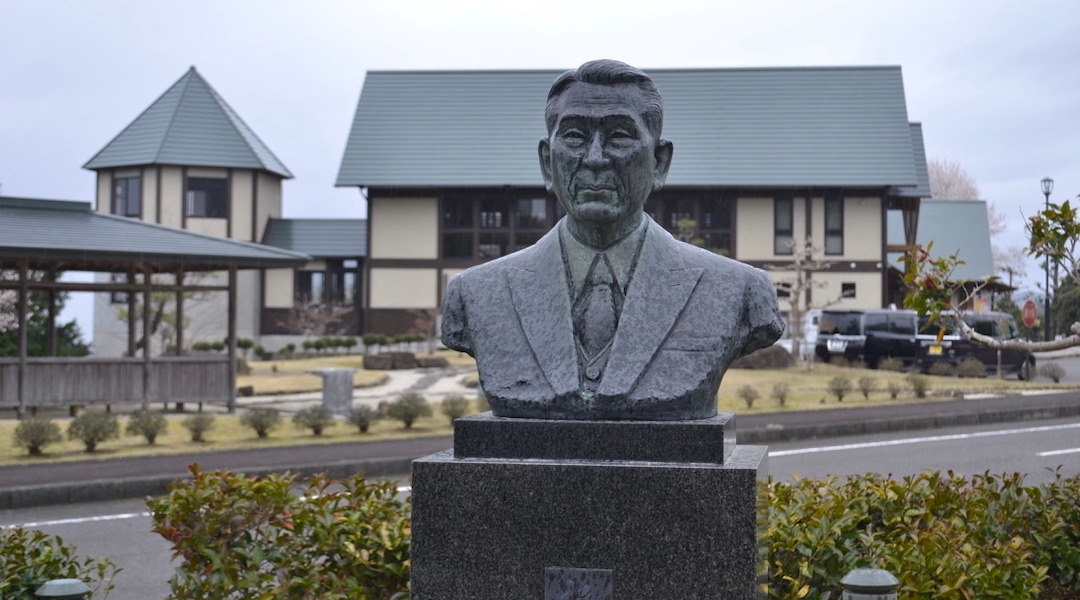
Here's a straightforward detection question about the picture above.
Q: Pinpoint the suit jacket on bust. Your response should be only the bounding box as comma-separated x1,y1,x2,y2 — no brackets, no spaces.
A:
442,216,784,420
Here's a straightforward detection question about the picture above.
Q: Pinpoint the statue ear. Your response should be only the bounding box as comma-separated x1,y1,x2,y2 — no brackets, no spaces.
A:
538,138,555,193
652,139,674,191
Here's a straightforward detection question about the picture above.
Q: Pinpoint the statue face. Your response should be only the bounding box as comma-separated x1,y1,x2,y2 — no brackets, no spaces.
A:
540,82,672,240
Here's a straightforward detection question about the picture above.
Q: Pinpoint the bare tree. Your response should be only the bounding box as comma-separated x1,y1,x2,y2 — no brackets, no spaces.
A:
766,239,841,361
408,307,441,354
928,158,980,200
278,296,351,337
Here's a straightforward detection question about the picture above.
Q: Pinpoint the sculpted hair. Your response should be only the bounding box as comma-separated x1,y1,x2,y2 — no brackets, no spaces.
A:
545,59,664,138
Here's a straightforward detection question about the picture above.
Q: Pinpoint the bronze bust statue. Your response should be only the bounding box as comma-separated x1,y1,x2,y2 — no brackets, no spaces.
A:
442,59,783,420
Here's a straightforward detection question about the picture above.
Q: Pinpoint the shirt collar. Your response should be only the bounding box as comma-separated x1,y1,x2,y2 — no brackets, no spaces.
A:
560,216,649,299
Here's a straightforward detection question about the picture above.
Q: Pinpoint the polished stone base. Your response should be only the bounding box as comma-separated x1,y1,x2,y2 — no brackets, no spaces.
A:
411,425,766,600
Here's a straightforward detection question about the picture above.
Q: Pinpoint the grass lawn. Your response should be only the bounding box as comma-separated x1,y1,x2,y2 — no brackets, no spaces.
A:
3,355,1073,466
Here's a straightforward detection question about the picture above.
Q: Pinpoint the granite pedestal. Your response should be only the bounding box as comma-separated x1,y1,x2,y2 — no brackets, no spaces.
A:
410,412,766,599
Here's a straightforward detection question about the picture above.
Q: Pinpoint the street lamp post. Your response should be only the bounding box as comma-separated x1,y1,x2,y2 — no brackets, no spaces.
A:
1041,176,1054,341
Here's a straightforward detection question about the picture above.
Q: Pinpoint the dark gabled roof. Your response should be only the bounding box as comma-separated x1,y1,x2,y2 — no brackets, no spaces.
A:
262,218,367,258
887,200,995,279
337,66,921,190
84,67,292,178
892,123,932,198
0,196,310,270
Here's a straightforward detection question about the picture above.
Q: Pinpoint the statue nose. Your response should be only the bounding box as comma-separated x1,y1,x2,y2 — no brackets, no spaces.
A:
582,133,608,168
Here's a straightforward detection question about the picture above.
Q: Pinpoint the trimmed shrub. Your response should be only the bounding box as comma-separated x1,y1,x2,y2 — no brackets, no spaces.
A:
240,407,281,439
928,360,955,377
737,385,759,409
761,470,1080,599
125,409,169,445
13,417,63,456
292,406,336,436
956,357,987,378
0,526,119,599
182,413,215,442
67,411,120,452
348,405,380,433
386,393,432,429
878,357,905,372
886,380,903,400
908,374,930,398
362,333,388,349
770,382,790,407
441,394,472,424
1040,362,1066,383
827,375,853,402
856,376,877,400
148,466,410,599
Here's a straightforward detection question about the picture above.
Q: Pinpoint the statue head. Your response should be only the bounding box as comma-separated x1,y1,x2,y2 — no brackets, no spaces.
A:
539,59,674,247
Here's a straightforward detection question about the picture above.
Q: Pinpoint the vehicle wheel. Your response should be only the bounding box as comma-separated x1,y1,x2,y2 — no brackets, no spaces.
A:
1018,357,1035,381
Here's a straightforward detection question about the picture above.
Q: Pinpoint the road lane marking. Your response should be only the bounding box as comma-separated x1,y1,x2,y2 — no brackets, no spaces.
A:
6,512,151,529
768,422,1080,457
1037,447,1080,457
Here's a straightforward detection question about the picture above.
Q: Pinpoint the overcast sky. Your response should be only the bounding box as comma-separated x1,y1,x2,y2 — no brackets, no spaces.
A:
3,0,1078,333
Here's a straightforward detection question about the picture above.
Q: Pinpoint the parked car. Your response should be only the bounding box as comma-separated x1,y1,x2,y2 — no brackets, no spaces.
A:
815,308,925,368
952,311,1036,379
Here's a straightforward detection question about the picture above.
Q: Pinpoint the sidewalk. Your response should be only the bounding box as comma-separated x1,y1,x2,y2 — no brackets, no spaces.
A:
1,367,1077,510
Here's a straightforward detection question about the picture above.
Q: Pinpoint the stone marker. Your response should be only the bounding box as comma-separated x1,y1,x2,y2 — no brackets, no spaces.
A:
308,368,354,417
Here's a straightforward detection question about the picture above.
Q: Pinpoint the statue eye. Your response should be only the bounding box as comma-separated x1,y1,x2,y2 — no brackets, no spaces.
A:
561,128,586,147
609,129,636,145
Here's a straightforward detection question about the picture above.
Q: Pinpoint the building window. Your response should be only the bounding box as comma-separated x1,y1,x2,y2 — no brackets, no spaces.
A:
841,282,856,298
109,273,128,304
825,196,844,255
185,177,229,218
295,271,325,304
647,191,733,255
112,177,141,217
774,197,794,255
441,191,552,260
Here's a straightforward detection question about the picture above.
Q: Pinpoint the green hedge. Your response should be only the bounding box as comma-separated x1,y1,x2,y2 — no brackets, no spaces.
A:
761,470,1080,599
0,527,118,600
149,465,410,600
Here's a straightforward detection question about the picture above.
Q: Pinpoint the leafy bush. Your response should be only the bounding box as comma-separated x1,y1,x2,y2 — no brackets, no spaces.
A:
68,411,120,452
182,414,215,442
928,360,955,377
827,376,853,402
363,333,388,348
292,405,336,436
908,374,930,398
441,394,472,424
148,465,410,600
856,376,877,400
13,417,63,456
240,407,281,439
125,409,169,445
386,393,432,429
761,470,1080,599
348,405,381,433
770,382,790,407
0,526,118,600
236,337,254,357
885,380,903,400
1040,362,1066,383
878,357,905,372
737,385,759,409
956,357,987,378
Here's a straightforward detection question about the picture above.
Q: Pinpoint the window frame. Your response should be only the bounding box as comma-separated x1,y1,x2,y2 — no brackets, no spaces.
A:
824,196,844,255
773,196,794,255
112,176,141,217
185,177,229,219
440,190,554,261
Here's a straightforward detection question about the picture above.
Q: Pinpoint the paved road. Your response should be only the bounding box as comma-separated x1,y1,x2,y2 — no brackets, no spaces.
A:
4,416,1078,600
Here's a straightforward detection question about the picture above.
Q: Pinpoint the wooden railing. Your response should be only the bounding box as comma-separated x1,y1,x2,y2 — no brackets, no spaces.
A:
0,356,232,409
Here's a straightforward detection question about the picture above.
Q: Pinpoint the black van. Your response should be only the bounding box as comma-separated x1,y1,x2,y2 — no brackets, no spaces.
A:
816,309,927,368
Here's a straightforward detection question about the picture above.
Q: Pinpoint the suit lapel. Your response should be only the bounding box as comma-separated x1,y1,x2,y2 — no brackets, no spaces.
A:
507,226,580,396
598,221,703,397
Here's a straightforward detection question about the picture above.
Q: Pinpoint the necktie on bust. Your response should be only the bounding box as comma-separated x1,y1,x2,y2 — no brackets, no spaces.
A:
573,253,624,358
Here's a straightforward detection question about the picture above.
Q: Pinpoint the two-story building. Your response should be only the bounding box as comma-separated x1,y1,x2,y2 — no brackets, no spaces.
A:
336,66,931,335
